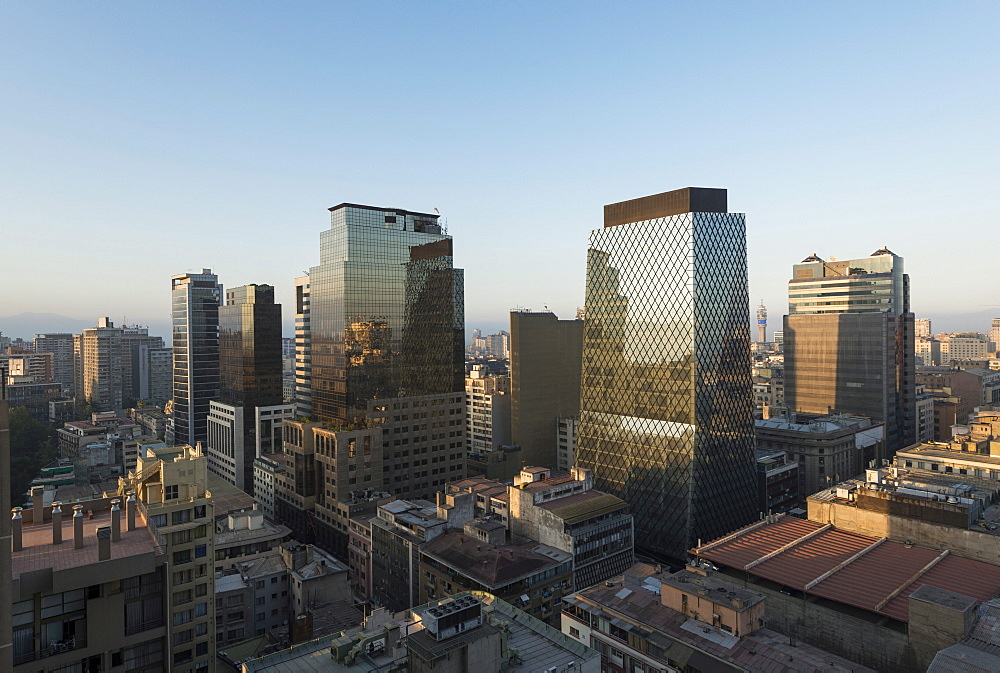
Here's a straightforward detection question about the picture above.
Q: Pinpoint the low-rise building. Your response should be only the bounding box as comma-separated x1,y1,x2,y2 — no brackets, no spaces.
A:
419,522,573,625
369,493,473,612
214,508,291,573
691,511,1000,671
563,564,874,673
241,592,598,673
755,448,799,514
755,413,884,496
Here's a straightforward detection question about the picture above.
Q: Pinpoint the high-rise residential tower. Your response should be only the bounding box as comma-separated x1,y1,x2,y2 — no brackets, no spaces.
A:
207,284,292,491
33,332,75,396
307,204,464,422
168,269,221,447
574,187,757,563
783,248,915,454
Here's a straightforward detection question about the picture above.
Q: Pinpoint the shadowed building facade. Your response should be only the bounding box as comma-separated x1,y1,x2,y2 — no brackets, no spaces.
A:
783,249,915,454
510,311,584,469
574,187,756,563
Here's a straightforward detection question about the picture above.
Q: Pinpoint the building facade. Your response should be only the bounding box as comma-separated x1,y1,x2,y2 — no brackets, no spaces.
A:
783,248,916,453
306,204,464,423
32,333,75,397
510,310,583,469
206,284,287,493
169,269,222,447
575,187,757,562
464,365,511,457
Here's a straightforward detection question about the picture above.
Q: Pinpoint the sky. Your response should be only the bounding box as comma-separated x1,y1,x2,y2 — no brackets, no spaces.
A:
2,1,999,340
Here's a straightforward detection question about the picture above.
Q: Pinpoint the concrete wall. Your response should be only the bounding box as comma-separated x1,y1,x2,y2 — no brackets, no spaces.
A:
809,497,1000,565
723,575,914,672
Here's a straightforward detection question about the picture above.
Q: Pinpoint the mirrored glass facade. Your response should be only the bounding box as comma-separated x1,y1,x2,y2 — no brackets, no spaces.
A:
309,204,464,422
575,189,756,562
169,269,222,447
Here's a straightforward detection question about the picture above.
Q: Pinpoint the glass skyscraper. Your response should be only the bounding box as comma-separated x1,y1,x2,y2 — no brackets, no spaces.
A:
219,284,283,409
784,248,915,453
168,269,222,447
308,204,464,422
575,187,757,562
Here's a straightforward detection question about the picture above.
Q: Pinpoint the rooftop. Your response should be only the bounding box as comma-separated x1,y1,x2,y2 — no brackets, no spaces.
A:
567,565,874,673
692,515,1000,623
421,530,571,589
898,444,1000,467
536,489,629,524
13,506,160,576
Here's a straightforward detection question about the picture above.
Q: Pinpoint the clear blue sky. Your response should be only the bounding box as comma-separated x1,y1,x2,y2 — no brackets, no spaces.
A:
3,1,999,339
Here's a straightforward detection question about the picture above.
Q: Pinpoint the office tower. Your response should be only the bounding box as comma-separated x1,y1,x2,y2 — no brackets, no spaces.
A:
992,319,1000,353
757,301,767,343
574,187,757,563
33,333,75,396
915,318,932,338
783,248,915,454
307,204,464,422
510,311,583,468
207,285,292,492
168,269,222,447
293,275,311,416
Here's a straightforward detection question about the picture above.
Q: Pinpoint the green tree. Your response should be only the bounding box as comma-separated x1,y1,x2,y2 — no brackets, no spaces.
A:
7,406,58,509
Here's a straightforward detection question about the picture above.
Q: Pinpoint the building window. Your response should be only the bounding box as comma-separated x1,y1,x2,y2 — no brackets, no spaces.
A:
165,485,179,500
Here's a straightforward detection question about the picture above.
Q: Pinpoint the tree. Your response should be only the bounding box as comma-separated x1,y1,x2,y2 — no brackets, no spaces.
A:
7,406,58,509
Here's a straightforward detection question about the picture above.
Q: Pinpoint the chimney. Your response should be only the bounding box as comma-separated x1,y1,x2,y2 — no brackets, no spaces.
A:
31,485,43,525
73,504,84,549
11,508,23,551
111,499,121,542
97,526,111,561
126,491,136,531
52,502,63,545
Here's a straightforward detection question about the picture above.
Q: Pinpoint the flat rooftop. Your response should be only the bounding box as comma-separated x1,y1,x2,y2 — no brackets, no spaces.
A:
421,531,570,589
692,515,1000,623
13,507,160,576
567,566,874,673
898,444,1000,467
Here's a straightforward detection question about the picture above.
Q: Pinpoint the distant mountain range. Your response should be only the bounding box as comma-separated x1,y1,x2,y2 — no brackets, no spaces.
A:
0,313,171,341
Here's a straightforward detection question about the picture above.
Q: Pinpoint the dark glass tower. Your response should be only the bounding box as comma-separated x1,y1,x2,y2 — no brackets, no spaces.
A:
575,187,757,563
169,269,222,447
308,204,464,422
784,248,915,454
219,284,283,409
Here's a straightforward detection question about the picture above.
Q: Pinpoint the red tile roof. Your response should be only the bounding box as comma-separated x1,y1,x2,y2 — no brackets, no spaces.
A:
693,515,1000,624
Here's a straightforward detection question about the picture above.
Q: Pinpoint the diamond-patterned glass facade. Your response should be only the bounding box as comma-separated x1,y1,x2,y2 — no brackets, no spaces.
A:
575,207,757,562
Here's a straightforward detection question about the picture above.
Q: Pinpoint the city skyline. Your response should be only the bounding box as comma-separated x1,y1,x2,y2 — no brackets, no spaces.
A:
3,3,1000,336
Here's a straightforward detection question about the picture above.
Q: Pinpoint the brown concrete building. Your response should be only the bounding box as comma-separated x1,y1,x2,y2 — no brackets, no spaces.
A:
419,523,573,625
562,564,872,673
755,413,884,497
509,310,583,469
690,512,1000,671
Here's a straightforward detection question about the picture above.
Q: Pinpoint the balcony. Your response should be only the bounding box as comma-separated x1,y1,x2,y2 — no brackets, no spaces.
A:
41,634,88,659
125,617,165,636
